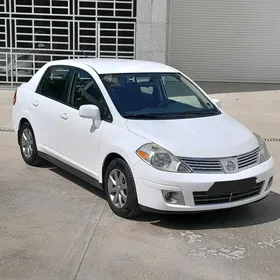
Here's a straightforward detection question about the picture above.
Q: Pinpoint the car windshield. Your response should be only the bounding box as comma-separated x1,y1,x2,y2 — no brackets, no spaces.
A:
99,72,220,119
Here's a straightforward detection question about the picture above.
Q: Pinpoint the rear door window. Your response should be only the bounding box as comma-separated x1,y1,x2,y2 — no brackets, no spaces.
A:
36,66,72,103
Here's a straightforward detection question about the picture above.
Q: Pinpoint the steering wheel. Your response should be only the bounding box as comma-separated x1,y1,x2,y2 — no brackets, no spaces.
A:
157,99,176,108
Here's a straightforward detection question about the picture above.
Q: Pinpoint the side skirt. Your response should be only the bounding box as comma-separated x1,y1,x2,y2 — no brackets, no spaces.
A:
38,152,103,190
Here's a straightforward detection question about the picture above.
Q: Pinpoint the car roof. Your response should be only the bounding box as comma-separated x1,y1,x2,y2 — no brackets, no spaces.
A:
47,58,179,74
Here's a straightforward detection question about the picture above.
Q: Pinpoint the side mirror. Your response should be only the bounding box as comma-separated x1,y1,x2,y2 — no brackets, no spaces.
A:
79,105,101,129
211,98,222,109
79,104,100,119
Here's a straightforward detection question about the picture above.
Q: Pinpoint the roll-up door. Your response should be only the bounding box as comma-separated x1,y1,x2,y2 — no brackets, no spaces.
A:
168,0,280,82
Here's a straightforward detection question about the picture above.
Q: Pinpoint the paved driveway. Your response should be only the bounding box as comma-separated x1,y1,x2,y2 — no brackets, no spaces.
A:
0,131,280,280
0,88,280,280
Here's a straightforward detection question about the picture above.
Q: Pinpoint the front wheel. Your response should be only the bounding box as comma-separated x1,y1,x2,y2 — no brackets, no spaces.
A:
104,158,141,218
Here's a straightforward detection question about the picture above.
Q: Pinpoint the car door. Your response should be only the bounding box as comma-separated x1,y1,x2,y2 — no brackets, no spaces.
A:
31,65,72,156
57,66,113,180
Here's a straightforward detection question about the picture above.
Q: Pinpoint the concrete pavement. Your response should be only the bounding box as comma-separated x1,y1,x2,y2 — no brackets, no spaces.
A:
0,90,14,129
0,132,107,280
0,86,280,280
0,131,279,280
211,90,280,138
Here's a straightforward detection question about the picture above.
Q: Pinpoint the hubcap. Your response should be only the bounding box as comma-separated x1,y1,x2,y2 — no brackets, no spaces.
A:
21,128,34,159
108,169,128,209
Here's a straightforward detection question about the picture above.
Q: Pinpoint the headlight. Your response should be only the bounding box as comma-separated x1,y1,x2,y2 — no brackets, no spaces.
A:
136,143,191,173
254,133,271,163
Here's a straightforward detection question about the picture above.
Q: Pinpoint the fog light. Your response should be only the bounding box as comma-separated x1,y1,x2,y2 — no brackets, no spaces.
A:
265,176,274,191
162,190,185,205
165,192,173,201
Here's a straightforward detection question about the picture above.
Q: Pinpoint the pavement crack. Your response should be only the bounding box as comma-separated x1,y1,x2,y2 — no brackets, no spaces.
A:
72,202,107,280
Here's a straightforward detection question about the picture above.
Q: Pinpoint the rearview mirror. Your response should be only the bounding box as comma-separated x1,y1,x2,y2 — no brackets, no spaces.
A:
211,98,222,109
79,104,100,120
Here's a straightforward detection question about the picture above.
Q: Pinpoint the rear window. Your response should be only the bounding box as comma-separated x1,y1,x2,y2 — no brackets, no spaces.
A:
37,66,71,103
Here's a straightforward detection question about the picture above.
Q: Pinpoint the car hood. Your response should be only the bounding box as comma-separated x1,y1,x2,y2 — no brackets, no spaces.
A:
126,113,259,158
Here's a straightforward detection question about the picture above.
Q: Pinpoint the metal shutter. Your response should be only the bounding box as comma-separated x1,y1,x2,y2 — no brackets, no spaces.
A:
168,0,280,83
0,0,136,86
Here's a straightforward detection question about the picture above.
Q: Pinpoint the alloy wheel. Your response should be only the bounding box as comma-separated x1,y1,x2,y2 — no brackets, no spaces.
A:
108,169,128,209
21,128,34,159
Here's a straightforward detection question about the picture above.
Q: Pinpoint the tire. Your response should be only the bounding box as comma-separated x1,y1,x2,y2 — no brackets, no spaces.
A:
19,122,42,166
104,158,141,218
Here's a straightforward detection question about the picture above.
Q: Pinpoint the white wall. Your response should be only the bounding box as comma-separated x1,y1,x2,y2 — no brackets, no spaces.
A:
136,0,169,63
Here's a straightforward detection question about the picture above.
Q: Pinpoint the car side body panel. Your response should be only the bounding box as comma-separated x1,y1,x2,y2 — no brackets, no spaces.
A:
98,117,147,183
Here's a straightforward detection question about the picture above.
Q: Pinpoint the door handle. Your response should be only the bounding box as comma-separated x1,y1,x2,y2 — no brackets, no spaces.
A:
60,113,68,120
32,100,39,107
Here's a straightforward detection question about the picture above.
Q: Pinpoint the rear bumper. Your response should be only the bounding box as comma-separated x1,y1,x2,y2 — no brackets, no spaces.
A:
12,112,19,132
132,157,274,212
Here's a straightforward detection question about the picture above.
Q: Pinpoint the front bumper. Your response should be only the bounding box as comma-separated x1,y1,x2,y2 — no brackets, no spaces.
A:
132,157,275,212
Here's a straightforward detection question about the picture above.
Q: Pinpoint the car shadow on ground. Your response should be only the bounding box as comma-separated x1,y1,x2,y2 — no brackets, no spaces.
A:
49,166,106,200
145,192,280,230
47,164,280,229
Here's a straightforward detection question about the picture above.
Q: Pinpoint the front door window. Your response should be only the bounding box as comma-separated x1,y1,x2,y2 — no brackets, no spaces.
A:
69,67,112,122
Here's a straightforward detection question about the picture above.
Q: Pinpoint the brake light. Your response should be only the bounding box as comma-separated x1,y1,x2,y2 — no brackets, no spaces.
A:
13,89,17,106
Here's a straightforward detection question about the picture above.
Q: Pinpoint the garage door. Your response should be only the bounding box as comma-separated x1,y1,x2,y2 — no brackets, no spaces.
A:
168,0,280,83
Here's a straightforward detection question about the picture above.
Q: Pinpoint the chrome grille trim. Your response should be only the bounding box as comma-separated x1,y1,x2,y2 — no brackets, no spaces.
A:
180,147,260,174
180,158,224,173
237,147,260,170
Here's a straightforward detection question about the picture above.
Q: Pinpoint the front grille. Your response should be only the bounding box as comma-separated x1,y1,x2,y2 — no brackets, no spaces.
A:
237,147,260,170
180,158,223,173
180,147,260,174
193,181,264,205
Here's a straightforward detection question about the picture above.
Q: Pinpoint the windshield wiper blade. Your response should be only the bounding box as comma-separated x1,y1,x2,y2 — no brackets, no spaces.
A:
174,110,220,115
123,114,164,119
123,110,220,119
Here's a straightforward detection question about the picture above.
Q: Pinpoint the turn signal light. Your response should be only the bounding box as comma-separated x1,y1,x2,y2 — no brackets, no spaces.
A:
13,89,17,106
137,150,150,160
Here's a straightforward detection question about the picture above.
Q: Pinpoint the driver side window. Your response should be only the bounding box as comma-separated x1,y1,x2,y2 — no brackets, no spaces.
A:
69,68,112,122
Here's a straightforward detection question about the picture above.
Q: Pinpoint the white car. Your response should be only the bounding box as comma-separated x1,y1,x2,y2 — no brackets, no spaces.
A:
0,51,34,77
0,42,48,78
12,59,274,218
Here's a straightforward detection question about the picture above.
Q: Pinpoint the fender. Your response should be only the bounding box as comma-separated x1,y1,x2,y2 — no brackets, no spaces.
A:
98,145,142,184
97,120,148,184
16,114,33,144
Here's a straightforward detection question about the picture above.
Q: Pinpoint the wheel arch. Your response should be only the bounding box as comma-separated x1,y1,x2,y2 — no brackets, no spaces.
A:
101,152,127,184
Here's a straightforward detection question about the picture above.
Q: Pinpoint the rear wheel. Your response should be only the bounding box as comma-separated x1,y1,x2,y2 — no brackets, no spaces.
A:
104,158,141,218
19,122,42,166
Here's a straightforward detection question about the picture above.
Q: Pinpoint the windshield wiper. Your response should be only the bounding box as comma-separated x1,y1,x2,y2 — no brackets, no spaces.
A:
122,114,165,119
173,110,220,116
123,110,220,119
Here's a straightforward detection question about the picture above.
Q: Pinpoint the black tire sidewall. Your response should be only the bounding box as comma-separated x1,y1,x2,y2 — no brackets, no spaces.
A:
19,123,40,166
104,158,139,218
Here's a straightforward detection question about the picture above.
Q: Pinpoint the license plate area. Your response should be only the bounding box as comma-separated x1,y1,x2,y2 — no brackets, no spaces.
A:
207,177,258,195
